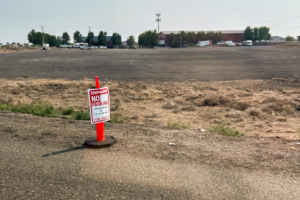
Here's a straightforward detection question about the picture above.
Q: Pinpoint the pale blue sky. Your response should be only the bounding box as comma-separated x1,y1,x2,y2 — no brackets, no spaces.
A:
1,0,300,44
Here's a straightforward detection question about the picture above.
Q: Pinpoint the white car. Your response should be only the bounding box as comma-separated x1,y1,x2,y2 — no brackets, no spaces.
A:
60,44,70,48
217,41,224,45
227,43,235,47
80,46,91,50
99,46,107,49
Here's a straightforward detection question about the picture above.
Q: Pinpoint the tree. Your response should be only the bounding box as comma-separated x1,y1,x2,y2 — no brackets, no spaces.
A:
253,27,259,41
46,34,57,46
258,26,271,40
56,36,62,46
138,30,158,47
244,26,254,40
73,31,82,43
111,32,122,46
126,35,135,47
62,32,70,44
285,36,295,41
28,29,36,44
86,31,94,45
98,31,107,46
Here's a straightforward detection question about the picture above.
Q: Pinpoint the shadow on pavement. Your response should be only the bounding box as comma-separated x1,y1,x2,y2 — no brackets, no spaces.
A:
41,145,85,157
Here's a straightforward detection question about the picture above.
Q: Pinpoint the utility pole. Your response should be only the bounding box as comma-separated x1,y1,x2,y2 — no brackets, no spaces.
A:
88,27,92,46
41,26,44,46
156,13,161,33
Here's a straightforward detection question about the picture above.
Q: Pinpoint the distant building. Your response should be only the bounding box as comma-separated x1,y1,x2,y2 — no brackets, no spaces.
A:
81,36,113,47
159,30,245,45
269,36,285,42
298,36,300,41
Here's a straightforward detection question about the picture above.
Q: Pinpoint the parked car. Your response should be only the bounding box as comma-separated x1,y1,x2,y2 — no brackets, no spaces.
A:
60,44,70,48
217,41,224,45
80,46,91,50
99,46,107,49
227,43,235,47
182,44,188,48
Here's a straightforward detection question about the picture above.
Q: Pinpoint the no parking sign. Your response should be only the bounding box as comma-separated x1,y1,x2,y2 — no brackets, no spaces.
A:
88,87,110,124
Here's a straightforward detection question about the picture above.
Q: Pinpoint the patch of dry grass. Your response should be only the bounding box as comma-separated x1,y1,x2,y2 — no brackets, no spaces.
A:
246,107,262,116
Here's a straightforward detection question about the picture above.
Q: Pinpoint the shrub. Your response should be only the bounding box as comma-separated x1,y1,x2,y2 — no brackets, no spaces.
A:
203,96,219,106
73,110,90,120
108,114,126,124
232,102,250,111
208,124,242,137
62,107,75,115
23,75,29,78
246,107,261,116
166,118,191,130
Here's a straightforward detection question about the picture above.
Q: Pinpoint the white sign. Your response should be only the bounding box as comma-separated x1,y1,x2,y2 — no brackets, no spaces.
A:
88,87,110,124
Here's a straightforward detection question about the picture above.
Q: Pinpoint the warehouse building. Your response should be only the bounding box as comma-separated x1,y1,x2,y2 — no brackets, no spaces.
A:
269,36,285,42
159,30,245,45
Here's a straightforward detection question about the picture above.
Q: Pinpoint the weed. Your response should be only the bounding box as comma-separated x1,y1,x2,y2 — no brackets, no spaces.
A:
23,75,29,78
207,124,242,137
62,107,75,115
228,110,247,118
0,101,59,118
162,101,178,109
108,114,126,124
73,110,90,120
166,118,191,130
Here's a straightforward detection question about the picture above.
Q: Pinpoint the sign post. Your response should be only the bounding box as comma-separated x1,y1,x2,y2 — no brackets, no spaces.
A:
85,76,116,148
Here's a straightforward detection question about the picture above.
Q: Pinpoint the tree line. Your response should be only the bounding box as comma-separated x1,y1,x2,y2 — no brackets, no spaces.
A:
137,30,224,47
243,26,271,41
27,30,123,46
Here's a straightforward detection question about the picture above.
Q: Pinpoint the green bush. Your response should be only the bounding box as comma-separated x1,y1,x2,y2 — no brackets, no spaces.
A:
0,101,59,118
108,114,126,124
73,110,90,120
207,124,242,137
23,75,29,78
62,107,75,115
166,117,191,130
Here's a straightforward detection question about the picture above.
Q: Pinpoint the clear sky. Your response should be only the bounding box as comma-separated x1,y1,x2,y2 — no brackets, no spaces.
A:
1,0,300,44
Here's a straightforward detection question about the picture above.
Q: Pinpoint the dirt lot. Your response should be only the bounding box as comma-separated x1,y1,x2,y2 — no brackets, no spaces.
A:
1,46,300,81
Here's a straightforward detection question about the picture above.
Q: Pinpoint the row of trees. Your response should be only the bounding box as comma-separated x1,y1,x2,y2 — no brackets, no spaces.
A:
74,30,122,46
169,31,223,47
244,26,271,41
27,29,70,46
27,29,123,46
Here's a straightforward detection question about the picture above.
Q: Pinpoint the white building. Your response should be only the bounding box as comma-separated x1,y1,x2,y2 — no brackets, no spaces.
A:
269,36,285,42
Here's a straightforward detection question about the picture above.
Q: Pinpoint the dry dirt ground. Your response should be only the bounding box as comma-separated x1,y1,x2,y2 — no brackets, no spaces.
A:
1,46,300,81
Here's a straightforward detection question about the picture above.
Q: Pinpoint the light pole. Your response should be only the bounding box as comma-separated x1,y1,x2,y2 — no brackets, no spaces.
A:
156,13,161,33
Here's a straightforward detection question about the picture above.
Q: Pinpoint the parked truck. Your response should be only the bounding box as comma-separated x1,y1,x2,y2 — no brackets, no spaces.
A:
196,40,212,47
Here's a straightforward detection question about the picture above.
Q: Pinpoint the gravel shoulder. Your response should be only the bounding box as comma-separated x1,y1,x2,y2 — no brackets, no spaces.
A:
1,111,300,199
